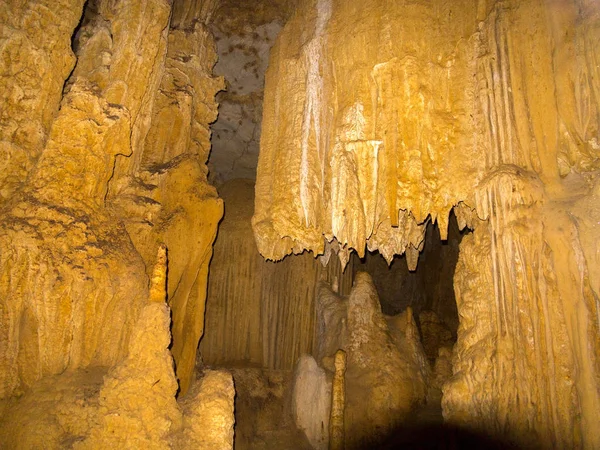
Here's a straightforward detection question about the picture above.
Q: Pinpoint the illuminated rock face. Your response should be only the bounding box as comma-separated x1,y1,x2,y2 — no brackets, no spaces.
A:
0,247,235,449
106,4,224,394
254,0,600,447
0,0,222,398
0,0,86,203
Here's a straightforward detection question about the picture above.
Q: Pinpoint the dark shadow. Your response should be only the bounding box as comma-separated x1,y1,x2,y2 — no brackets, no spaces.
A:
359,422,528,450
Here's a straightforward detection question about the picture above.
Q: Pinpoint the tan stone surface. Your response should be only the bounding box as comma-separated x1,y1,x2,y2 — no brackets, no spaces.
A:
0,243,235,450
328,349,346,450
314,273,429,447
77,302,182,449
0,0,86,203
175,370,235,450
292,355,331,450
255,0,600,446
1,0,225,400
201,178,351,370
103,1,224,394
0,0,172,398
253,0,481,266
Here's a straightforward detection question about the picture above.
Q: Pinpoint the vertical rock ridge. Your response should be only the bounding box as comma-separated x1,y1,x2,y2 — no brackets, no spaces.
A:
0,0,86,204
201,178,352,371
105,1,225,394
254,0,600,446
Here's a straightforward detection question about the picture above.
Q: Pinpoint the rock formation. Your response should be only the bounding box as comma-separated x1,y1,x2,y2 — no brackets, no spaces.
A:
174,370,236,450
0,0,86,203
0,0,171,399
105,0,225,394
0,0,224,399
292,355,331,450
0,244,235,449
254,0,600,447
1,0,599,447
201,178,351,370
306,273,429,448
328,349,346,450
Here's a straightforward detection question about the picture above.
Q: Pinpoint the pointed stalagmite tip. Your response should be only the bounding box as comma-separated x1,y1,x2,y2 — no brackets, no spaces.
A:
149,243,168,304
330,349,347,450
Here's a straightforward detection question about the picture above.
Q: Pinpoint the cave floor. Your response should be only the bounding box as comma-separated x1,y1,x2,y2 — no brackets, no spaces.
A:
199,365,446,450
224,367,312,450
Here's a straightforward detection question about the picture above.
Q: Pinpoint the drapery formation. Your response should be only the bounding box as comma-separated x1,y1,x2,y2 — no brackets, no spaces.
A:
253,0,600,446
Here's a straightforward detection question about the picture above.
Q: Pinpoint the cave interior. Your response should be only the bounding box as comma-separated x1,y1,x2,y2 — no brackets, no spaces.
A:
0,0,599,449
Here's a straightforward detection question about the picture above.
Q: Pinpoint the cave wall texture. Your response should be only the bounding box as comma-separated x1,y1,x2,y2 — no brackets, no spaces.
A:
1,0,599,448
201,178,352,371
206,1,293,184
0,0,223,398
253,0,600,447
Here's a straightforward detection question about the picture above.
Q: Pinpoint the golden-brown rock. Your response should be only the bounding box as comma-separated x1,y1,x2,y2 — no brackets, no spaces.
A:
0,242,235,449
77,302,182,449
201,178,351,370
0,0,86,203
329,349,346,450
106,11,224,394
314,273,429,448
254,0,600,447
253,0,482,266
0,0,172,399
0,0,224,400
175,370,235,450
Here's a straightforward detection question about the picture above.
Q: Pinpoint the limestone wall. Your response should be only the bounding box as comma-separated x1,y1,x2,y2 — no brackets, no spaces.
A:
254,0,600,447
105,1,224,394
201,179,352,370
0,0,86,203
0,0,223,398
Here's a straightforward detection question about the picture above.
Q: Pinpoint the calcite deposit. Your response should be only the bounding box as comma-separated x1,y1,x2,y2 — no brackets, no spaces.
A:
1,0,599,447
201,178,351,370
0,244,235,449
0,0,174,398
0,0,224,400
0,0,86,203
301,273,429,448
105,6,225,393
255,0,600,447
292,355,331,450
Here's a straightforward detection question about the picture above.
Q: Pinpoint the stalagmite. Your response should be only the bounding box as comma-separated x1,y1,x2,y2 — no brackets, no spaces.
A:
174,370,236,450
328,349,346,450
149,244,168,303
0,222,235,449
292,355,331,450
254,0,600,447
310,273,429,447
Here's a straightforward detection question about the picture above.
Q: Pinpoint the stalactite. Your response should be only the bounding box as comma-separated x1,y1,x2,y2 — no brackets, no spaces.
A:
201,179,352,371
